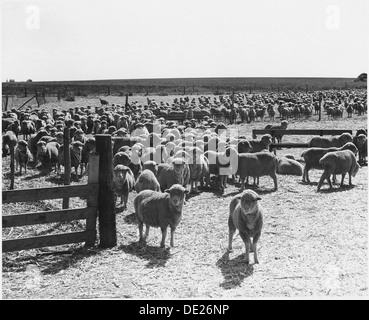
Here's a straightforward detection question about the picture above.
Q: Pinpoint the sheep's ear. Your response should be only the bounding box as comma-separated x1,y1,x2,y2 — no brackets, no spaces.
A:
164,189,170,193
184,189,190,194
257,197,262,201
235,195,242,200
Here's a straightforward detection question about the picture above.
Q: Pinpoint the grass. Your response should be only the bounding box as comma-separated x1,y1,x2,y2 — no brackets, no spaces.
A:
1,94,368,299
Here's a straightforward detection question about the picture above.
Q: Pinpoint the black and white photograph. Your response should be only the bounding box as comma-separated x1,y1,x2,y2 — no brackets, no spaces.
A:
1,0,368,303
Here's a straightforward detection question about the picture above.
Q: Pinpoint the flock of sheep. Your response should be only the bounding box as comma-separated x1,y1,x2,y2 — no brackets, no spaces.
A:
1,90,367,263
147,89,366,123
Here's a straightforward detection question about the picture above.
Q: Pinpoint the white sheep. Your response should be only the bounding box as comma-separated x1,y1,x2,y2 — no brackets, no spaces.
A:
317,150,360,192
134,184,189,247
228,190,263,264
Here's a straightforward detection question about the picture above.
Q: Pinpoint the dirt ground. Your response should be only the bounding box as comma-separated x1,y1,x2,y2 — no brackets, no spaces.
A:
2,96,368,299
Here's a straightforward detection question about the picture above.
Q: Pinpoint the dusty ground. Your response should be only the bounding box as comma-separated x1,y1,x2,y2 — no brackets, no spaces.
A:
2,95,368,299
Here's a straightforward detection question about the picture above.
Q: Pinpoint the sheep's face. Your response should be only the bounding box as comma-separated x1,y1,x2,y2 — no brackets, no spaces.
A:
239,190,261,215
36,142,47,154
356,135,367,149
165,185,188,208
238,140,252,153
340,133,353,144
261,135,273,147
281,121,288,129
173,160,185,176
72,143,83,159
352,162,360,177
18,142,28,153
113,165,129,182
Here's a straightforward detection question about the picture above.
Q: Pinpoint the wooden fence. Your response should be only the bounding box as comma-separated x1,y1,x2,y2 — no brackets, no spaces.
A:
252,129,353,154
2,135,116,252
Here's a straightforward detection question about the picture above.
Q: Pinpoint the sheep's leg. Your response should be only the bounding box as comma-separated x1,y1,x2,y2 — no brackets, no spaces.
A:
326,174,333,189
144,225,150,240
340,173,346,187
170,226,176,247
239,231,251,264
349,173,353,186
252,233,261,264
240,177,245,191
332,174,337,184
160,227,167,248
317,171,328,191
123,194,128,210
227,228,236,252
194,180,199,193
138,221,145,242
271,173,278,190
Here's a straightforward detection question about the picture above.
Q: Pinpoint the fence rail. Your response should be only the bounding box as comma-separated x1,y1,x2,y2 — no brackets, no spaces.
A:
2,135,117,252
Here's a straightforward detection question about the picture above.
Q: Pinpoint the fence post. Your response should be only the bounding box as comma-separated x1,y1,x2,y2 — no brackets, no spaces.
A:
9,145,15,190
85,153,100,247
4,95,9,111
62,127,71,209
95,134,116,248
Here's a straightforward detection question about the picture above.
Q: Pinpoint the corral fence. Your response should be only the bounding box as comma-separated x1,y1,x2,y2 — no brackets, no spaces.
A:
252,129,353,155
2,134,117,252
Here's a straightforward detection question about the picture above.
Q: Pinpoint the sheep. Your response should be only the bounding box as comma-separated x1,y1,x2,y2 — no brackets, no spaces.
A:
276,157,303,176
81,137,96,174
236,139,253,154
317,150,360,192
20,120,36,140
134,184,188,247
14,140,32,175
357,134,367,164
113,151,132,167
248,134,273,153
36,140,60,170
57,141,84,177
27,129,49,164
264,120,288,143
2,131,18,157
301,142,358,183
188,147,210,193
354,134,367,165
113,164,135,209
228,190,263,264
236,152,278,190
142,160,158,176
134,169,161,193
308,133,353,148
157,158,189,191
6,120,21,138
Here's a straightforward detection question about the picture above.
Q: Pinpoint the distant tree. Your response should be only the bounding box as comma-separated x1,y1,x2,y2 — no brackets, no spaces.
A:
26,79,33,82
354,73,367,82
9,79,15,82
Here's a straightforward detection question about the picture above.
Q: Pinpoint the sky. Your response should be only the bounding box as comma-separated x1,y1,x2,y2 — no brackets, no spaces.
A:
1,0,368,81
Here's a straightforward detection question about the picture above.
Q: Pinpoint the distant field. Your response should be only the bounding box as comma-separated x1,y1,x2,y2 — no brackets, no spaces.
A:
2,77,367,97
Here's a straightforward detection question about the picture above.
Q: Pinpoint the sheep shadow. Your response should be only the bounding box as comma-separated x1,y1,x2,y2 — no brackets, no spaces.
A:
216,251,254,289
119,241,172,268
318,185,356,193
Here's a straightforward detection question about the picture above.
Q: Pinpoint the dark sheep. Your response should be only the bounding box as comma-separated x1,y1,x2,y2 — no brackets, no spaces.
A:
134,184,188,247
15,140,32,175
317,150,360,191
236,152,278,190
113,164,135,210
